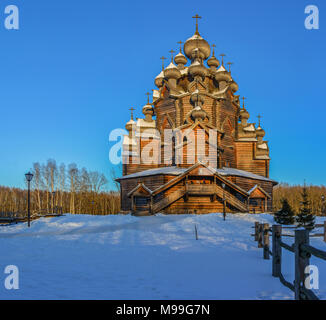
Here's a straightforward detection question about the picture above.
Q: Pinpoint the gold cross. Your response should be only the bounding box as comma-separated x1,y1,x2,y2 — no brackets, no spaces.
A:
192,14,202,34
146,92,151,104
169,49,176,62
227,62,233,73
220,53,226,66
160,56,166,70
257,114,262,126
177,41,183,52
129,107,135,120
242,97,246,108
211,44,216,56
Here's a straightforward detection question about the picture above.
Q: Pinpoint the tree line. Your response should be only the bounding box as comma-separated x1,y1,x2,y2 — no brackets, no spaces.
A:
0,159,121,215
274,184,316,229
273,183,326,216
1,167,325,217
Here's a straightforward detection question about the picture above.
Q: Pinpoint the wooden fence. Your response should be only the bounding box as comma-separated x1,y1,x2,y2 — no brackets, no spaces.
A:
252,222,326,300
0,208,64,225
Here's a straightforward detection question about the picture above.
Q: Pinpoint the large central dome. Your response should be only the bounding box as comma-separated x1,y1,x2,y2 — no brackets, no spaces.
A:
183,32,211,60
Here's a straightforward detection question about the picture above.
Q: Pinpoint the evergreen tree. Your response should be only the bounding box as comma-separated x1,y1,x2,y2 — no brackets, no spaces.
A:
274,198,295,225
296,184,315,230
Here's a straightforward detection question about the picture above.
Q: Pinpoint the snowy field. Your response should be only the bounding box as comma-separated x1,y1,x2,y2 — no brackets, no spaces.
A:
0,213,326,300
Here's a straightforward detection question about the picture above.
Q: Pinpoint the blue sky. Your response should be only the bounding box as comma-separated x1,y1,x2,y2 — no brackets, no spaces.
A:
0,0,325,189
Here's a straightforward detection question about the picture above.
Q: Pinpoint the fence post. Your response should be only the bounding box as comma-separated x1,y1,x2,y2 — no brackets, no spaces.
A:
258,224,263,248
254,222,259,241
263,223,270,260
195,224,198,240
324,221,326,243
272,225,282,277
294,229,310,300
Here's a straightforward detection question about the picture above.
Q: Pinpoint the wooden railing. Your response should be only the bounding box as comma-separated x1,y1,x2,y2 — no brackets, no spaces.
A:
215,187,248,212
152,189,186,213
0,209,64,225
186,184,216,195
252,222,326,300
151,184,248,214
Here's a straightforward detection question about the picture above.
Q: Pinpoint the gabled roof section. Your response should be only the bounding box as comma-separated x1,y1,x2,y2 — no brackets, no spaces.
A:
127,183,153,197
177,119,223,134
248,184,271,199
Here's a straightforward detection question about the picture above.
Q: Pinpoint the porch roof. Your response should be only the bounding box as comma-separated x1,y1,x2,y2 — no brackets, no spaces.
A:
117,165,277,184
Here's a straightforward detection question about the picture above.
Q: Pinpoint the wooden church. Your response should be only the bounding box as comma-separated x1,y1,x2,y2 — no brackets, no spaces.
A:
116,15,277,215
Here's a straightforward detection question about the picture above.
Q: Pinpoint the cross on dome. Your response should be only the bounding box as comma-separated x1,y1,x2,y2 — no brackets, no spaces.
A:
160,56,166,70
242,97,246,108
192,14,202,35
220,54,226,66
211,44,216,56
169,49,176,62
227,62,233,73
146,92,151,104
177,41,183,52
129,107,135,120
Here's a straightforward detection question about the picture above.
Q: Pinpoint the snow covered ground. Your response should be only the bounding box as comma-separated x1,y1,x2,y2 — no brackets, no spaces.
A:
0,213,326,300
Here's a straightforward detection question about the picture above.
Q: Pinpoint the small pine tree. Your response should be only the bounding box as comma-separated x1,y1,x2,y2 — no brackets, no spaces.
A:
296,184,315,230
274,198,295,225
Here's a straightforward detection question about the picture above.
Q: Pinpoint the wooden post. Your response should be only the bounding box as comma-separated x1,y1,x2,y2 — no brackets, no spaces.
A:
258,223,263,248
150,196,153,215
264,198,268,212
294,229,310,300
272,225,282,277
324,221,326,242
195,224,198,240
263,223,270,260
254,222,259,241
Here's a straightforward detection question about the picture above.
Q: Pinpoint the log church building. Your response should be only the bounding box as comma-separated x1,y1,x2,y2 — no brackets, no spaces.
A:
116,15,277,215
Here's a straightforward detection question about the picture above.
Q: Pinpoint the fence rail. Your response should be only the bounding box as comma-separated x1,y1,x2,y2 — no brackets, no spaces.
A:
0,209,64,225
252,221,326,300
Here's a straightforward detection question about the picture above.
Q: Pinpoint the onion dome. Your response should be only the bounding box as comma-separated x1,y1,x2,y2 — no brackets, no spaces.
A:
239,107,250,121
184,33,211,60
256,115,265,139
256,126,265,139
125,118,136,132
207,55,219,69
154,70,164,88
207,44,219,70
188,60,207,79
164,62,181,80
126,107,136,131
215,65,232,82
174,52,187,67
142,103,154,122
230,80,239,93
191,106,206,121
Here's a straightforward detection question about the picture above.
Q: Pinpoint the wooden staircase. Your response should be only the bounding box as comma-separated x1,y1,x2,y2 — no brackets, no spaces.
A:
215,186,248,212
146,183,248,215
152,188,186,214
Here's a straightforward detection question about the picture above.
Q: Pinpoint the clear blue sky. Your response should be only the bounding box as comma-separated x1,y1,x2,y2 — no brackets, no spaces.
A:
0,0,325,189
